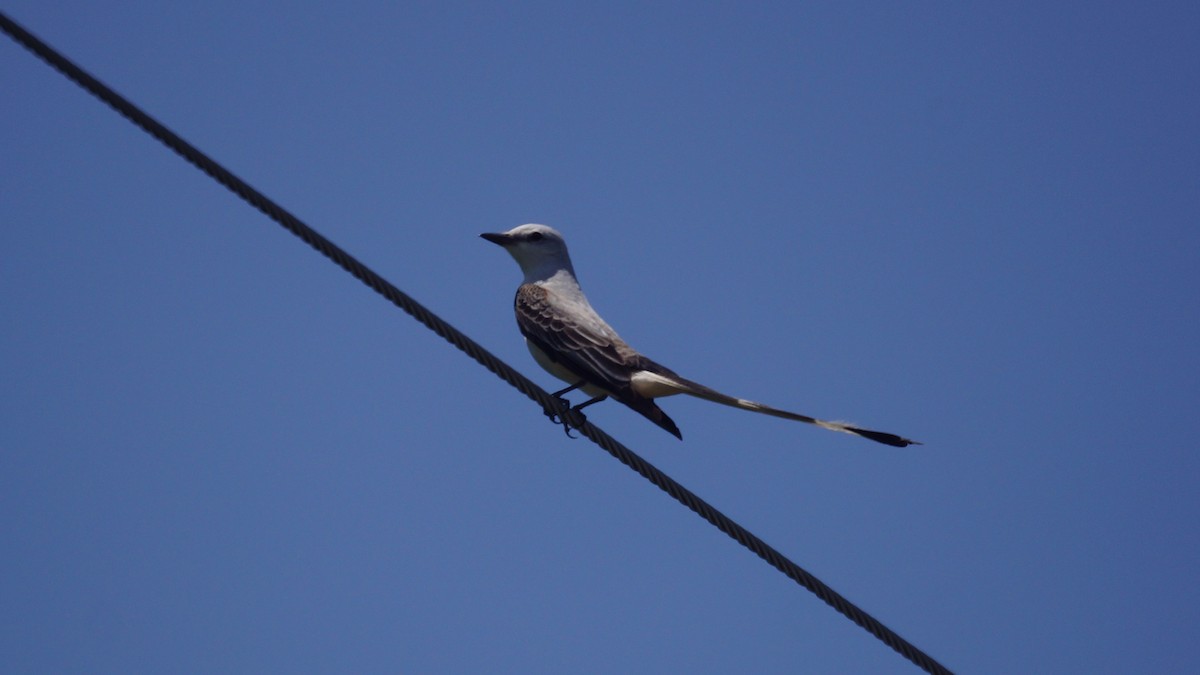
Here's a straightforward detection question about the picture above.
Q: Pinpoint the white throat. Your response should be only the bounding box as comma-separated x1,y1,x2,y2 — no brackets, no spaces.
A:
521,260,574,285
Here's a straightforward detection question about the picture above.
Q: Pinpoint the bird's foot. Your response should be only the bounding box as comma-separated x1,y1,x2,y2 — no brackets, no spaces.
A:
545,397,585,438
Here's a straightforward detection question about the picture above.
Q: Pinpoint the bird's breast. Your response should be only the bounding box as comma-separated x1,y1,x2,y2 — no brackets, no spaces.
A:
526,339,610,398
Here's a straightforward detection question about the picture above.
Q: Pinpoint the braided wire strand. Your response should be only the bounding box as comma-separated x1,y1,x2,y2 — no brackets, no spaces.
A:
1,13,952,674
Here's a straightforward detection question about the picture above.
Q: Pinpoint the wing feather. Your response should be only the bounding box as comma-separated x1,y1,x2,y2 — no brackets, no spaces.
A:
514,284,636,393
514,284,682,438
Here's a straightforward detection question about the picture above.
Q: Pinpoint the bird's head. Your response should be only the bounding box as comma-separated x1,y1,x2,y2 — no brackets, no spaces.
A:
480,224,575,282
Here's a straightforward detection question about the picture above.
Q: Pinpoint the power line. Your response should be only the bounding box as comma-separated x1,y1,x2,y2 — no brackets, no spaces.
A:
1,12,952,674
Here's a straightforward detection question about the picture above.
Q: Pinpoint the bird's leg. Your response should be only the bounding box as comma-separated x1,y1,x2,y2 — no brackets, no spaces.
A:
550,381,584,402
572,395,607,412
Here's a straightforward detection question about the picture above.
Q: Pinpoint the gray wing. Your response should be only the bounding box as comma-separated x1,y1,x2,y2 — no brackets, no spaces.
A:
514,284,683,438
514,284,640,394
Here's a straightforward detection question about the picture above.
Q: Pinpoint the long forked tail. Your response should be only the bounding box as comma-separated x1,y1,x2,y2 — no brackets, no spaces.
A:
630,370,919,447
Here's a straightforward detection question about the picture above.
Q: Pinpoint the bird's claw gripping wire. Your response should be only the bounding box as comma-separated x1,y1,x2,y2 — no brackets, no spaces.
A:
546,382,584,437
545,381,606,439
545,398,583,438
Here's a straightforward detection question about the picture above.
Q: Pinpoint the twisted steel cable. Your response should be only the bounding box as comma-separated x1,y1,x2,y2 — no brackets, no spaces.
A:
2,13,951,674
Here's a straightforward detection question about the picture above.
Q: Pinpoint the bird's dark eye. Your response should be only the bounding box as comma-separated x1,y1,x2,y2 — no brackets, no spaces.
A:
527,232,544,242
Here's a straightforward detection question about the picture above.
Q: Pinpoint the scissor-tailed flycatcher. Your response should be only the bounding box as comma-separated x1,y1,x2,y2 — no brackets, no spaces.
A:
481,224,918,447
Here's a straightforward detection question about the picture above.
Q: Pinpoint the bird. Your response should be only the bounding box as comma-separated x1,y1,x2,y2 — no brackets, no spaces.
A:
480,224,918,447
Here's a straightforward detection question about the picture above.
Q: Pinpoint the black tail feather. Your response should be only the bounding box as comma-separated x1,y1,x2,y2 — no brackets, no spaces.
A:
625,398,682,439
846,426,920,448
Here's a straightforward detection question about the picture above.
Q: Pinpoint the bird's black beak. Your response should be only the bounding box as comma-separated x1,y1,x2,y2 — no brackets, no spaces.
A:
480,232,511,246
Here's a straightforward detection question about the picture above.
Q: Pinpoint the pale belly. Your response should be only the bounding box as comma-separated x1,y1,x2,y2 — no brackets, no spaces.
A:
525,339,611,398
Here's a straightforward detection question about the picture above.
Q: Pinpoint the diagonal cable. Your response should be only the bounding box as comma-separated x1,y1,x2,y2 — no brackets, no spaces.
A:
1,13,952,674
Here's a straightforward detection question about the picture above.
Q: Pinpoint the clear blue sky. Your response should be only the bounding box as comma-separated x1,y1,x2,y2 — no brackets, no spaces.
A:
3,3,1198,673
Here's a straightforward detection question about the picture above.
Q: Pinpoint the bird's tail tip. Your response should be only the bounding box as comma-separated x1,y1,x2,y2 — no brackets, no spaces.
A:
847,426,921,447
